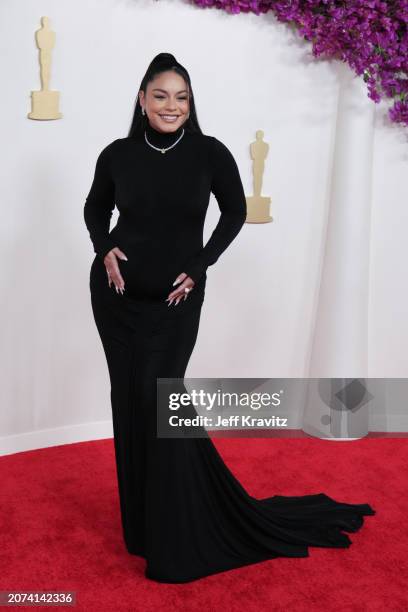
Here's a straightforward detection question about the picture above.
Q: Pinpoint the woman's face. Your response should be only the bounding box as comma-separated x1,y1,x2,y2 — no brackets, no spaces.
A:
139,70,190,133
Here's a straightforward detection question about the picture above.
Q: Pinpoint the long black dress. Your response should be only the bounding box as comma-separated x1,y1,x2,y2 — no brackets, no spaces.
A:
84,120,375,583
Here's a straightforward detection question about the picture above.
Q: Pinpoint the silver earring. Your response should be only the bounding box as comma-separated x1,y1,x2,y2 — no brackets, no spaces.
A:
142,107,145,115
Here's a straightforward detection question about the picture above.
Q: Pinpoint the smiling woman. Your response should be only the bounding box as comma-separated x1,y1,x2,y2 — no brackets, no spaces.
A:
86,119,242,300
143,76,190,131
84,52,375,584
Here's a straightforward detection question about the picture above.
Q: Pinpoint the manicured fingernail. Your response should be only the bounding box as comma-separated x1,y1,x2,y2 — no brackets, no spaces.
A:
172,278,180,286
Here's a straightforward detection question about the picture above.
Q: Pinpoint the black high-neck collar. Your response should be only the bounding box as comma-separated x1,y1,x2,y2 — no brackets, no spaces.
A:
145,119,186,148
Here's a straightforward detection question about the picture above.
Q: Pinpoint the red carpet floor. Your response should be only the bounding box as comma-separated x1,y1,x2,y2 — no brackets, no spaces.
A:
0,437,406,611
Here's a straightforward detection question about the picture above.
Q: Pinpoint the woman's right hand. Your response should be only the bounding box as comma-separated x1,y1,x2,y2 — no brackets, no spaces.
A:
103,247,128,294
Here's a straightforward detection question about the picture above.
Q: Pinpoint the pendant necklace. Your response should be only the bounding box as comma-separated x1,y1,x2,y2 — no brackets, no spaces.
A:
144,128,185,154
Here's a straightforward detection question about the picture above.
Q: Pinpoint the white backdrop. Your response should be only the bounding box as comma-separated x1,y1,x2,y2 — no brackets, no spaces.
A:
1,0,407,455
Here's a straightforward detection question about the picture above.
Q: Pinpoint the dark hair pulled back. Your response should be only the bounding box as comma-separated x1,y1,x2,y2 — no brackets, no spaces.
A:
127,52,202,138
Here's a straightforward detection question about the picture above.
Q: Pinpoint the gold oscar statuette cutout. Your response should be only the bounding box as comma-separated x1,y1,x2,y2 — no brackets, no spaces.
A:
245,130,272,223
28,16,62,120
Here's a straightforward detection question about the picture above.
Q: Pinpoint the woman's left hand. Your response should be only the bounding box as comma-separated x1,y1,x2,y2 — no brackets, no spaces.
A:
165,273,195,306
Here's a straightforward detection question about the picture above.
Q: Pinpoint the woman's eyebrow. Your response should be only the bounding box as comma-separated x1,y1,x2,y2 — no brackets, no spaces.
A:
152,88,189,94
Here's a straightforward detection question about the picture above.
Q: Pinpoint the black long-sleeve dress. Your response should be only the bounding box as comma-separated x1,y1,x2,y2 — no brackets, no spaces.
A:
84,120,375,583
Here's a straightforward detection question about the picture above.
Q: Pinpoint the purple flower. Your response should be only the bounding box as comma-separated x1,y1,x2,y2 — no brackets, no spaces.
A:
191,0,408,129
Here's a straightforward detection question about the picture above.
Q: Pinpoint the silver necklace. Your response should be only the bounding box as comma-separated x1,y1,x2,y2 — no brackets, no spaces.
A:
144,128,185,154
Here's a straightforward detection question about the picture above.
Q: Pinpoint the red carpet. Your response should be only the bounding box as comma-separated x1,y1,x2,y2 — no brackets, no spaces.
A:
0,437,406,611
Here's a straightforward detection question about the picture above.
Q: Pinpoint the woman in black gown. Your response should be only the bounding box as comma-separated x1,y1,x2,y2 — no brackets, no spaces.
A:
84,53,375,583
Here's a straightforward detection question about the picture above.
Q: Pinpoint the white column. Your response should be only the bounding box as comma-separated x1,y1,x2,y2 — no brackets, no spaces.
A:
303,63,375,439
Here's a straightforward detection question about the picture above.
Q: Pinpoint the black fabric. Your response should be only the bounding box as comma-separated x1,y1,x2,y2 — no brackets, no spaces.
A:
84,122,375,583
84,121,248,287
